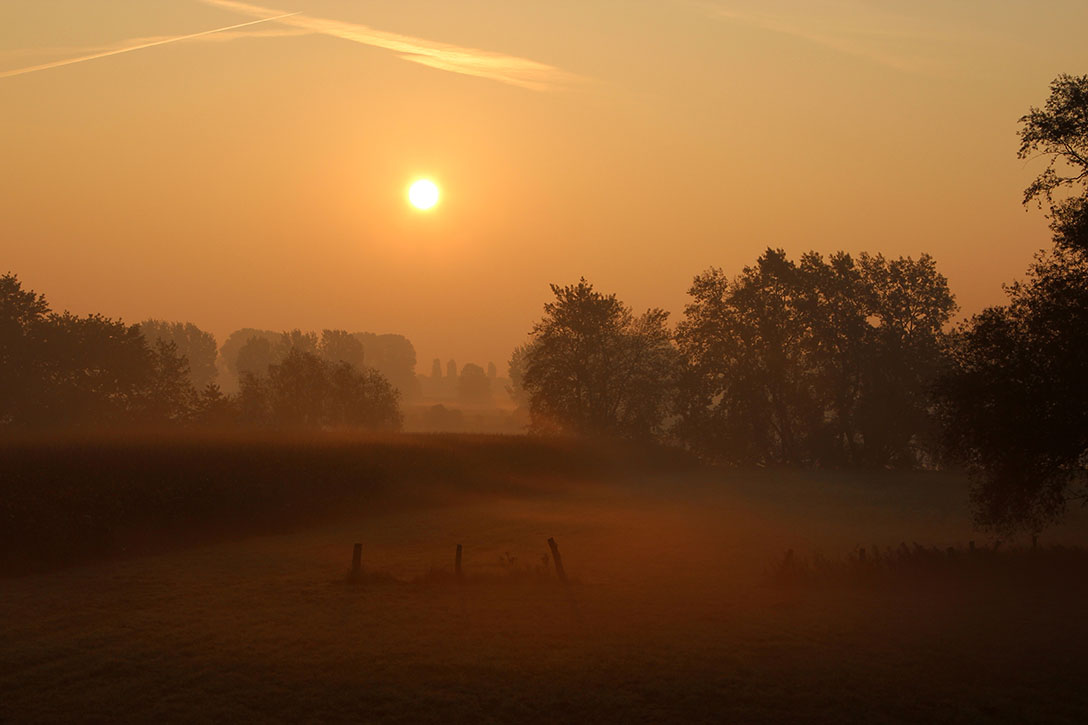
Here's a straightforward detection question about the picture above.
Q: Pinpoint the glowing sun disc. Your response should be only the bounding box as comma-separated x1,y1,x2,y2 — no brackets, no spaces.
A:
408,179,440,209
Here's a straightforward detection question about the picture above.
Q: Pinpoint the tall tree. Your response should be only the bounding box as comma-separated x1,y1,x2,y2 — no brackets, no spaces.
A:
139,319,218,388
938,248,1088,535
0,274,49,425
677,249,954,466
319,329,366,369
353,333,420,400
458,363,492,405
522,279,678,439
240,348,401,431
219,328,281,385
506,342,535,409
235,336,278,379
139,339,196,423
1019,74,1088,253
937,75,1088,535
1,275,195,428
277,329,319,358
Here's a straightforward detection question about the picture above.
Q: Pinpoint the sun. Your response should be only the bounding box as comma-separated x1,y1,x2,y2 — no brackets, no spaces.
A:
408,179,440,210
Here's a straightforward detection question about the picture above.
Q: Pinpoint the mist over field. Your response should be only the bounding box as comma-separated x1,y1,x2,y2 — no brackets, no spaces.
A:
5,435,1088,722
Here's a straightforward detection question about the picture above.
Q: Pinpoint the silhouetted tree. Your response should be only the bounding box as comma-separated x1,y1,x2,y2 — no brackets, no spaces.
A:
267,348,328,427
677,249,954,466
522,279,679,438
0,274,195,428
506,342,535,409
0,273,49,425
353,333,420,401
458,362,492,405
319,329,366,369
938,248,1088,535
936,76,1088,535
237,371,272,427
1019,74,1088,253
325,361,402,430
276,329,319,359
220,328,281,385
677,251,815,463
139,339,196,423
238,348,401,430
138,320,218,388
191,383,237,428
854,253,957,466
420,403,465,432
235,336,278,379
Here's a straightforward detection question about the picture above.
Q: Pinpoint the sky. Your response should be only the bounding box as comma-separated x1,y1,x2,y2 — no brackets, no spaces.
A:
2,0,1086,372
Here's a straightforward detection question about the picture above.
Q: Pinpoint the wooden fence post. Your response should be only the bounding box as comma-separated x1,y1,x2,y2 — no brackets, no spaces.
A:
455,544,463,580
547,537,567,583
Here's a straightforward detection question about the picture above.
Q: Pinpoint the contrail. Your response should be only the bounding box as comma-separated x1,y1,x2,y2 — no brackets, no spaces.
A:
200,0,583,91
0,12,300,80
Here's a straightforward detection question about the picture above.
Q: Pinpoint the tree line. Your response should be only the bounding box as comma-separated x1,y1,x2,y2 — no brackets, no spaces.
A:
512,250,954,470
0,287,402,431
512,74,1088,536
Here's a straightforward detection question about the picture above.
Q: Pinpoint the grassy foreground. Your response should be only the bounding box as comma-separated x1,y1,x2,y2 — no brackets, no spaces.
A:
3,434,1088,723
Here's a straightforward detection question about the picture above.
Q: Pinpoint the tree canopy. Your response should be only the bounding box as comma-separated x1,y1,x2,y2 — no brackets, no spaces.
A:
1019,73,1088,253
0,274,192,428
139,319,218,389
676,249,955,467
521,279,679,439
936,74,1088,535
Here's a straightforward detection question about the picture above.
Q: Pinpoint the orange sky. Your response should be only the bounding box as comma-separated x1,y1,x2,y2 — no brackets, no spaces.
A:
2,0,1086,372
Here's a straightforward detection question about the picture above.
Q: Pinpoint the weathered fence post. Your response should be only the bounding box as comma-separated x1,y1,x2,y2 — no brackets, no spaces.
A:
547,537,567,583
350,543,362,582
455,543,463,581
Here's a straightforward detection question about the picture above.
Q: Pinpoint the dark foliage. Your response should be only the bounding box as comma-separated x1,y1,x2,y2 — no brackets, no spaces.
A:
1019,74,1088,253
239,347,402,431
937,248,1088,534
521,279,680,439
0,274,193,429
138,319,218,388
935,75,1088,535
458,362,492,405
676,249,955,467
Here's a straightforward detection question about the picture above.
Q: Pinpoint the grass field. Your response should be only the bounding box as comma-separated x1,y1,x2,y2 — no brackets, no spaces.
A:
3,435,1088,723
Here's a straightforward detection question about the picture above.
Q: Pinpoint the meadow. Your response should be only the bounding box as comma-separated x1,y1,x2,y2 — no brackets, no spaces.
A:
3,435,1088,723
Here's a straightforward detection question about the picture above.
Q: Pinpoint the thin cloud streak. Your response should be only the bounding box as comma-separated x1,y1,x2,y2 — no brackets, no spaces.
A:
702,0,994,74
0,28,310,64
199,0,582,91
0,13,300,80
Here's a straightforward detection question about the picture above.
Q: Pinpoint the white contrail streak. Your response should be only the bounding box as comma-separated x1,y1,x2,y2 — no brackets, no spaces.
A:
199,0,582,91
0,12,300,80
